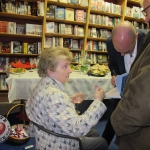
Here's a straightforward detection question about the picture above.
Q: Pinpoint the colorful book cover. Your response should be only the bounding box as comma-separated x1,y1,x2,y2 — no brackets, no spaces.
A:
70,0,79,4
79,39,83,50
33,42,38,54
28,2,38,16
75,10,84,22
0,58,6,72
93,41,98,51
65,24,73,34
23,42,28,54
26,23,35,35
59,0,68,3
1,42,11,53
0,21,8,33
28,44,34,54
59,23,65,34
37,42,42,54
65,8,74,21
78,26,84,36
45,37,52,48
35,24,42,36
0,42,2,53
132,6,140,18
97,0,104,11
55,7,65,20
46,4,56,18
72,39,79,50
63,38,70,48
11,41,23,53
16,24,26,34
46,22,55,33
54,23,58,33
97,55,103,63
79,0,88,6
59,37,63,47
37,1,44,16
8,22,16,34
91,0,97,10
102,55,108,63
126,7,132,17
55,37,59,47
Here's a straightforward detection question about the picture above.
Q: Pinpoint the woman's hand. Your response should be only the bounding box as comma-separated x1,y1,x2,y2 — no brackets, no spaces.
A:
94,86,105,102
70,93,85,104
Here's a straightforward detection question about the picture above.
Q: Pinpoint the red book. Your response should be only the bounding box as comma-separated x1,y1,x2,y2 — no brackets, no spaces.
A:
0,21,8,33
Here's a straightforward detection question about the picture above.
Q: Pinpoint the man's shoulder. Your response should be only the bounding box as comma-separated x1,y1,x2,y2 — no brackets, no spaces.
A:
106,36,113,45
136,29,148,35
106,36,116,52
106,36,112,42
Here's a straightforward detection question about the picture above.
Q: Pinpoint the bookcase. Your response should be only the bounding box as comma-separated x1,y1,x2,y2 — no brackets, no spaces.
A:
0,0,145,96
0,0,44,95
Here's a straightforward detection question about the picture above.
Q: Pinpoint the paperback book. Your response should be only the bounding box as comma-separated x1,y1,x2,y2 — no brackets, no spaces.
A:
55,7,65,20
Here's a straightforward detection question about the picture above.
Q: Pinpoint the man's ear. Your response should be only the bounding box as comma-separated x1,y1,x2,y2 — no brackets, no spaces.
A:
47,68,54,76
136,33,138,39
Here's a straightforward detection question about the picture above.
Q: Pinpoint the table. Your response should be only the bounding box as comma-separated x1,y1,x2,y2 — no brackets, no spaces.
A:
6,69,113,103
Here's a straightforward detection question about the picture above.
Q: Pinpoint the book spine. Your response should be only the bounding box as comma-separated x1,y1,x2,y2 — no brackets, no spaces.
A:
23,42,28,54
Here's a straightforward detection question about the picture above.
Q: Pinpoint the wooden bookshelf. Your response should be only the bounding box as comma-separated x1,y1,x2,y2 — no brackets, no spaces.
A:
0,0,145,93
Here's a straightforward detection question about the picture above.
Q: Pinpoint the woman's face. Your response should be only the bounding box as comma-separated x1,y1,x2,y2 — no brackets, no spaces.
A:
48,59,72,84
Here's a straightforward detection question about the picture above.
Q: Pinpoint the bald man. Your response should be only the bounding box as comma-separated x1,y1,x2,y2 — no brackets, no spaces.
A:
108,21,148,86
110,0,150,149
102,21,148,146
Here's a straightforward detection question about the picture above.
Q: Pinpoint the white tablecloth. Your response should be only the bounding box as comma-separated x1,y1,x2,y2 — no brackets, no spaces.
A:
6,69,113,103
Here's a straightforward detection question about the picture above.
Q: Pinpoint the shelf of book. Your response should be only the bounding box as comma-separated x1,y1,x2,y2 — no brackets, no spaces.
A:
0,12,44,21
0,0,44,94
90,10,123,18
0,0,147,95
91,62,108,65
0,33,42,39
86,50,107,54
70,50,83,52
0,53,39,57
87,37,107,41
125,16,145,23
127,0,141,5
47,1,88,10
88,24,114,30
46,18,86,25
45,33,84,39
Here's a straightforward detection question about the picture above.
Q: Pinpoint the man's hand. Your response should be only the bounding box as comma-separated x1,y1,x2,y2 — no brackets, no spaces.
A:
111,76,116,86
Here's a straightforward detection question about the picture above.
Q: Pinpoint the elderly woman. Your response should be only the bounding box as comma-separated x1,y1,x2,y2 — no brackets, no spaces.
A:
26,47,108,150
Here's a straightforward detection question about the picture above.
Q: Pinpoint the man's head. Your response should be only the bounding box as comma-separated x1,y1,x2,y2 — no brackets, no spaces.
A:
142,0,150,24
112,21,137,56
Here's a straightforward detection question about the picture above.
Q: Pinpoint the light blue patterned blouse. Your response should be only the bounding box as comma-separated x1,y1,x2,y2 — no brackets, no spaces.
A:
26,77,107,150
